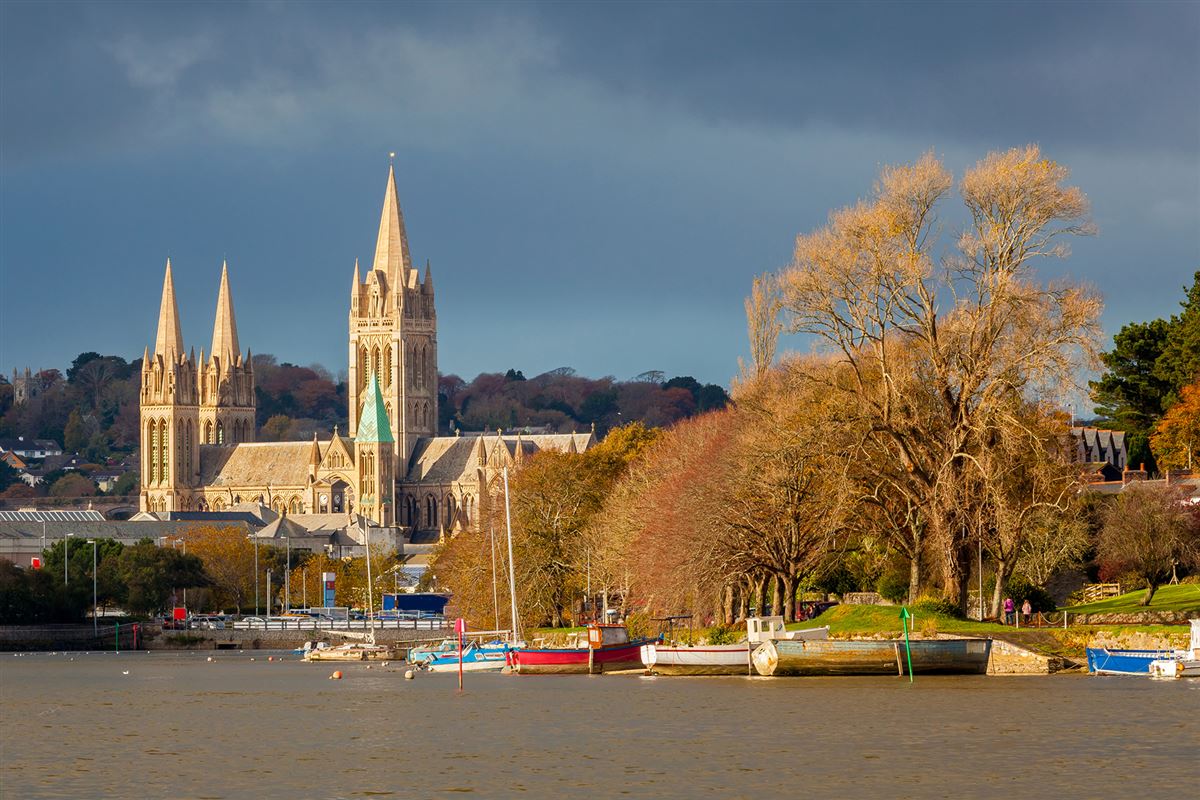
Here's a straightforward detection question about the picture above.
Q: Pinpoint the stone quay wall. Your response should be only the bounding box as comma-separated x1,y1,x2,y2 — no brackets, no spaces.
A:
141,625,453,651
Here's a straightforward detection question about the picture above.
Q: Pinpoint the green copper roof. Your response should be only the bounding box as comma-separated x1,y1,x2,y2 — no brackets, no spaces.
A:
356,373,394,443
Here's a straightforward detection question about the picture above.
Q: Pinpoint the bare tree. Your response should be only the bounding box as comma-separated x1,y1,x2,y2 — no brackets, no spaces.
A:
1097,483,1200,606
741,272,783,380
780,146,1101,609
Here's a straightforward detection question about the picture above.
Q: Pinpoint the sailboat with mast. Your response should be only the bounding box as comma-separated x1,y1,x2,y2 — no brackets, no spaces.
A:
304,516,396,661
417,466,523,672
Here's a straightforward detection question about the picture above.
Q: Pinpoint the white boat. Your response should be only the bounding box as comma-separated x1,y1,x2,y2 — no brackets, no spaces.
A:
302,641,396,662
641,617,830,676
1148,620,1200,679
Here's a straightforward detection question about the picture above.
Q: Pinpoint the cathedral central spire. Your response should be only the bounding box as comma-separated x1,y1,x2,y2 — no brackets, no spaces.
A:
210,260,241,366
371,164,412,285
154,258,184,360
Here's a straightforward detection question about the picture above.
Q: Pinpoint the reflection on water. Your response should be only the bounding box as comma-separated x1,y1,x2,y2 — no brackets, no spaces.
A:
1,651,1196,799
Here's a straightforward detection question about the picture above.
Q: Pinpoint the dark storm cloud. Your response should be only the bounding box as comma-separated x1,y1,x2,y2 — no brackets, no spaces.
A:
1,1,1197,387
3,1,1196,164
532,1,1200,154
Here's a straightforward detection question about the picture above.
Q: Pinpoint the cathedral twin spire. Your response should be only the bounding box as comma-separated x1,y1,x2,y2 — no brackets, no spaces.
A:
154,260,184,361
211,261,241,367
150,259,246,369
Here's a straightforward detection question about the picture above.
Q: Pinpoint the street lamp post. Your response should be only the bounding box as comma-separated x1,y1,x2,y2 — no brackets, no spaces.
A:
180,538,187,609
248,535,260,616
86,540,98,635
266,569,273,616
302,567,307,610
285,535,291,612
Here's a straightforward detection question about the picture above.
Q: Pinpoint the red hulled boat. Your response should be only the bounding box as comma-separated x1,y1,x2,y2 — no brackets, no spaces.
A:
509,624,656,674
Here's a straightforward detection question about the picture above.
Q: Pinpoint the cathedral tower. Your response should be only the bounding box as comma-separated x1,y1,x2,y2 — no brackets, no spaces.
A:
354,373,395,526
348,164,438,470
199,261,255,446
140,260,199,512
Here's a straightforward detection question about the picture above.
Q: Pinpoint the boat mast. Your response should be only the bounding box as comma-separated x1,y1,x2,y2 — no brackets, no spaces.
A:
362,515,376,646
502,466,519,641
489,520,501,633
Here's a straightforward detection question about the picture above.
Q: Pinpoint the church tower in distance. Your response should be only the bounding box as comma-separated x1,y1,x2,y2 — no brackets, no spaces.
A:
348,164,438,474
140,260,199,513
198,261,255,446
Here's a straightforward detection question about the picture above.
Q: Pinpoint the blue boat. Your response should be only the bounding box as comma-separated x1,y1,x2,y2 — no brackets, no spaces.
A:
423,639,512,672
1085,647,1176,676
407,638,459,664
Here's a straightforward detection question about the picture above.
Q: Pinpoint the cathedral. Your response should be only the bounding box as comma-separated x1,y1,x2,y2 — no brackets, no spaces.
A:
139,165,592,536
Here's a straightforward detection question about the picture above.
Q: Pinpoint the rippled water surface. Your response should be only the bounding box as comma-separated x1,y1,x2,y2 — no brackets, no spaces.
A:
2,650,1197,799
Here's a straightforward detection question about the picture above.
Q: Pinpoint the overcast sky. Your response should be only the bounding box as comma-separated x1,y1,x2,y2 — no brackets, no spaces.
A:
2,0,1197,388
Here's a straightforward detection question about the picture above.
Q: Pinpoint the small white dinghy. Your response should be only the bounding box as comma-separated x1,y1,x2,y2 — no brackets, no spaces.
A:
1148,619,1200,679
642,617,829,676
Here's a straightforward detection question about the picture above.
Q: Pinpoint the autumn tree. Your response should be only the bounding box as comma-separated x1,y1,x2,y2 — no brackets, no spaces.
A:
720,361,853,621
972,406,1080,616
48,472,97,498
590,411,739,623
431,423,658,630
1096,483,1200,605
1151,380,1200,471
780,146,1100,610
178,526,260,611
742,272,783,379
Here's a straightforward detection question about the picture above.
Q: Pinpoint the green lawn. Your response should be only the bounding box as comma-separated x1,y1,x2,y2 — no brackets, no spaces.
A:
1061,583,1200,615
787,604,1011,637
787,599,1200,661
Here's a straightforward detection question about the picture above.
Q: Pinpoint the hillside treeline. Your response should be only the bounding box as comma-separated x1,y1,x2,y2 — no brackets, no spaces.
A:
1,349,728,495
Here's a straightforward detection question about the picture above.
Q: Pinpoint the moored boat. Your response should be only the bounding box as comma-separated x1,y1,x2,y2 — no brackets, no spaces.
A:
1085,647,1176,676
752,637,991,676
642,618,830,676
1147,619,1200,679
641,643,753,675
303,642,396,662
510,624,656,675
423,640,513,673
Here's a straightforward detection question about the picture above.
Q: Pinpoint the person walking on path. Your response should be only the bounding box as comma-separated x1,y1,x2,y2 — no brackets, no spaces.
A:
1021,599,1032,626
1003,597,1016,625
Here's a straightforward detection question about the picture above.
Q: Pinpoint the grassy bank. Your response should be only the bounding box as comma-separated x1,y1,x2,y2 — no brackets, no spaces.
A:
1061,584,1200,615
789,603,1193,662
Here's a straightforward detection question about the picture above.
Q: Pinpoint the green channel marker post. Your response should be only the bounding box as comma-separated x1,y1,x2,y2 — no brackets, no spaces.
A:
899,608,913,683
115,622,120,654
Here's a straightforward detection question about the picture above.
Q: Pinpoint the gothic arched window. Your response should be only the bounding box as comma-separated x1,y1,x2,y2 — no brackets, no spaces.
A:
425,495,438,528
149,419,159,485
159,417,169,484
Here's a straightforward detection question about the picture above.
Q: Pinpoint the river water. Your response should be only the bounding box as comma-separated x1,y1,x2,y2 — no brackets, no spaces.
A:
1,651,1196,799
